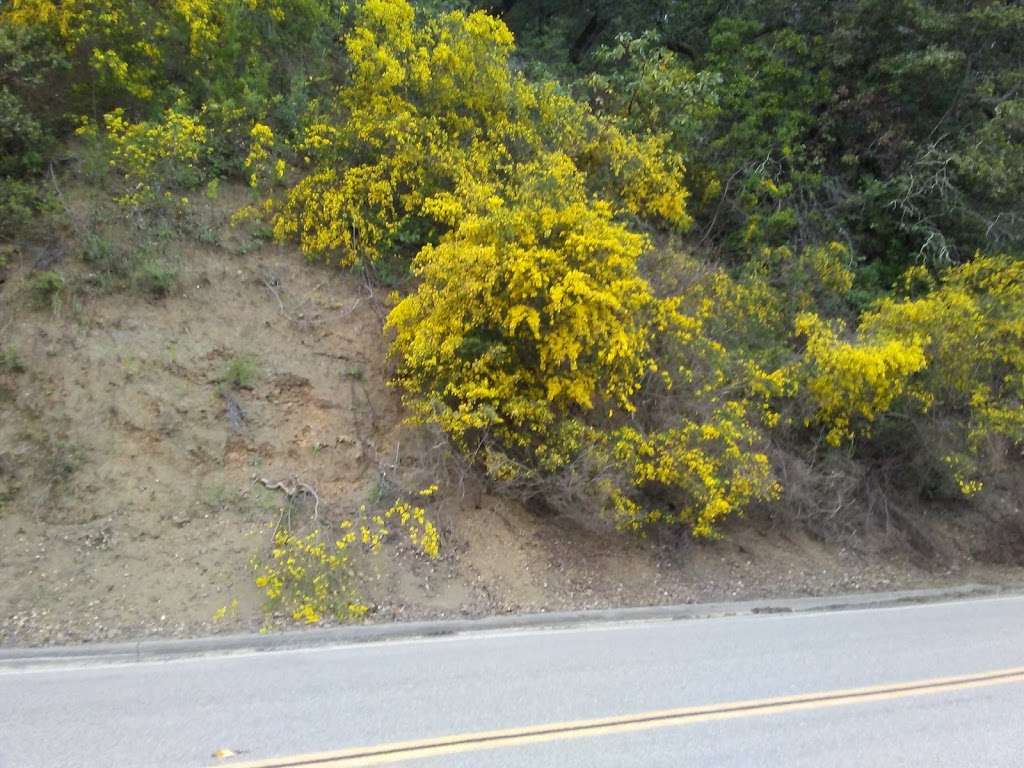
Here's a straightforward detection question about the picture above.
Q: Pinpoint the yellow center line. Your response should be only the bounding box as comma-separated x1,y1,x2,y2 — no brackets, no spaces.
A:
220,666,1024,767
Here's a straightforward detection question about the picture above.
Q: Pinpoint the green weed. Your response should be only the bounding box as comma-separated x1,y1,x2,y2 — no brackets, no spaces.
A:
1,347,26,374
29,270,64,310
133,257,178,297
221,355,261,390
342,366,364,381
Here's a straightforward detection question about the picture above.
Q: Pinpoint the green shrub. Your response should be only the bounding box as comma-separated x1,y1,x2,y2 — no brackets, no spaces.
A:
0,178,50,239
0,22,66,177
29,270,64,310
221,355,261,390
133,257,178,298
81,233,134,289
2,0,347,178
1,347,25,374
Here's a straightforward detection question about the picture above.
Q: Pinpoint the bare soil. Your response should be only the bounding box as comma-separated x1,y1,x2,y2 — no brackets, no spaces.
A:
2,188,1022,647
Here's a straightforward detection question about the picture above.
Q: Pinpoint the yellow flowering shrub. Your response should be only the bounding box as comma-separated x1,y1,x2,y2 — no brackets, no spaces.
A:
4,0,341,95
264,0,778,538
3,0,346,179
603,403,779,537
858,254,1024,493
594,261,791,536
255,490,440,625
387,181,785,536
255,529,368,624
272,0,690,266
5,0,163,100
795,311,928,446
79,107,208,208
386,157,659,450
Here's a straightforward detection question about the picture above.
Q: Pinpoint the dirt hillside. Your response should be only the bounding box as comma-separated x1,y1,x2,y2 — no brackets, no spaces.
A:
1,187,1022,647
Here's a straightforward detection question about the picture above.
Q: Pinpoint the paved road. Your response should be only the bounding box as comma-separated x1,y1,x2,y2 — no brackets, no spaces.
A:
3,594,1024,768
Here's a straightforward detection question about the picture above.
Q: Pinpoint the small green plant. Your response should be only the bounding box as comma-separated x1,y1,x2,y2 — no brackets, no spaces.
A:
133,257,178,297
1,347,25,373
46,441,81,481
82,232,116,267
82,231,180,297
369,252,413,288
341,366,364,381
221,355,261,390
0,244,14,272
203,483,233,512
29,270,64,310
253,223,275,242
82,233,134,290
0,179,50,239
364,476,390,507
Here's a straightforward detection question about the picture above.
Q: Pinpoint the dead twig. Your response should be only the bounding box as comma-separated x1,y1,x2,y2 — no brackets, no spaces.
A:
260,274,292,320
338,297,362,319
258,475,321,523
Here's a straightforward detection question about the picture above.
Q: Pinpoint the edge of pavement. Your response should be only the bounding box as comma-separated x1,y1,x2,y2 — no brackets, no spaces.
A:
2,583,1020,670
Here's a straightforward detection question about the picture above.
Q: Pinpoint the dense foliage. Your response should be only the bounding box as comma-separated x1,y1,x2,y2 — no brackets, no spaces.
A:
2,0,1021,540
495,0,1024,276
272,0,688,266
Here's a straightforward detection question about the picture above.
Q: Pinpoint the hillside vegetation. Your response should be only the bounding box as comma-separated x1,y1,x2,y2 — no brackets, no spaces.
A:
1,0,1022,628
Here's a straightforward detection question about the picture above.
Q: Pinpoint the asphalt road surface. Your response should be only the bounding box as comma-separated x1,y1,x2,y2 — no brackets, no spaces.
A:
3,594,1024,767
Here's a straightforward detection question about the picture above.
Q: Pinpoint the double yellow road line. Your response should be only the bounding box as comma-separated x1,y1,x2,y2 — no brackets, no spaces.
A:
223,666,1024,767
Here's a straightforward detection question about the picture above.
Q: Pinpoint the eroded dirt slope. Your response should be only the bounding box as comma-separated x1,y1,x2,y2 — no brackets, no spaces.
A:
2,194,1022,647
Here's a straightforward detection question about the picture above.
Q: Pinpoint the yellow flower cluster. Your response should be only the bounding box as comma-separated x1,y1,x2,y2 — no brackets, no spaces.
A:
384,499,441,559
350,495,440,559
272,0,690,266
604,402,779,537
386,157,659,450
82,108,207,208
254,529,368,625
859,254,1024,493
3,0,322,112
173,0,220,55
796,311,927,446
254,490,440,626
244,122,285,190
6,0,123,46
